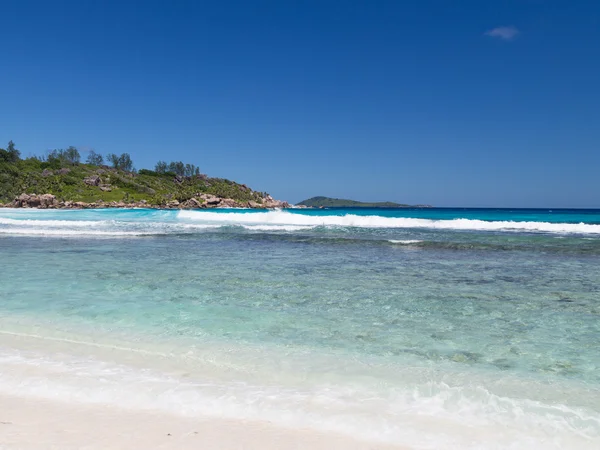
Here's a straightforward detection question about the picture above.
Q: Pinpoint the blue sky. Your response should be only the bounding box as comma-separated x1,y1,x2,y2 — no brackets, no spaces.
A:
1,0,599,207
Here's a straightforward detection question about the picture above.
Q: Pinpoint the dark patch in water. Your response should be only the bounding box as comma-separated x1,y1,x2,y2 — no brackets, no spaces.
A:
455,278,494,285
492,358,514,370
450,351,482,364
497,276,519,283
431,332,452,341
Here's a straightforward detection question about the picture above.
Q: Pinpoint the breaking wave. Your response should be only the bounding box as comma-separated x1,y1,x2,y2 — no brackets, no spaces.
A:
1,209,600,236
178,210,600,234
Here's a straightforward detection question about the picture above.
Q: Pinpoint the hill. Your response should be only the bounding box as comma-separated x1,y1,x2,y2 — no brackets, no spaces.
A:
0,143,287,209
297,196,425,208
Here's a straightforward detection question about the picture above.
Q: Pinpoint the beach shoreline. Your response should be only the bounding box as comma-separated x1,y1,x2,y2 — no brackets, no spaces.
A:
0,394,403,450
0,330,405,450
1,208,600,449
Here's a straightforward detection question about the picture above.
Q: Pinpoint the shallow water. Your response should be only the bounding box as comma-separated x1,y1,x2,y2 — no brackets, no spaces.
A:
1,208,599,448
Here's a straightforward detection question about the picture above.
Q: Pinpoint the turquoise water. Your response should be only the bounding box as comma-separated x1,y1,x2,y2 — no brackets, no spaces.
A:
1,207,600,448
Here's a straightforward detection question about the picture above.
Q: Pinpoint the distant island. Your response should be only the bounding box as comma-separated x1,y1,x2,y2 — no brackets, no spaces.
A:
0,141,288,209
297,196,431,208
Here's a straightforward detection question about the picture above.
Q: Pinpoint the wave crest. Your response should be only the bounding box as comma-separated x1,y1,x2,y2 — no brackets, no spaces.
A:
1,209,600,236
179,210,600,234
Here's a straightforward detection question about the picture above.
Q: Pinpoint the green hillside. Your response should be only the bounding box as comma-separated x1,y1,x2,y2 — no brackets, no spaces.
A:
297,196,413,208
0,142,275,207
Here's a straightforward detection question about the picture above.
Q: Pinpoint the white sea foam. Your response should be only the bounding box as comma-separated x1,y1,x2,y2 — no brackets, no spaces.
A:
240,224,316,231
0,218,222,237
0,228,155,236
0,218,104,227
1,346,598,450
179,210,600,234
388,239,423,244
2,209,600,236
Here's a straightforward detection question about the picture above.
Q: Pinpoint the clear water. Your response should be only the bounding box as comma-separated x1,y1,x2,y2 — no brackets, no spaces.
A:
1,208,599,449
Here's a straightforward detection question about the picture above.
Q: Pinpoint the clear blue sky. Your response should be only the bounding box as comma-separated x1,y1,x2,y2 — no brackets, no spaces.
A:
1,0,599,207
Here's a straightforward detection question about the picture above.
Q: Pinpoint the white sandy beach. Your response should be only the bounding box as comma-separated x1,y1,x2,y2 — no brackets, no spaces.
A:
0,394,404,450
0,330,406,450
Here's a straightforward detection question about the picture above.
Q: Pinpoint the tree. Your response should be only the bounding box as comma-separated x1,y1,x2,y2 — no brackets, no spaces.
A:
0,141,21,163
118,153,134,172
107,153,134,171
6,141,20,162
86,150,104,165
45,147,80,167
64,146,80,165
106,153,119,168
168,161,185,176
155,160,168,173
46,149,63,167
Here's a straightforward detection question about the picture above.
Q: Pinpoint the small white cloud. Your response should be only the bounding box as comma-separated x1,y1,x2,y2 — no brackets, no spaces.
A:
485,26,520,41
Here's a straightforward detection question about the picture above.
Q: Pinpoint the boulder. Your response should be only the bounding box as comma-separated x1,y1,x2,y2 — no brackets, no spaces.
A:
248,200,262,208
218,198,239,208
13,193,57,208
57,168,71,175
198,194,221,206
14,193,32,207
41,169,54,177
83,175,101,186
180,198,203,209
39,194,58,208
263,199,289,209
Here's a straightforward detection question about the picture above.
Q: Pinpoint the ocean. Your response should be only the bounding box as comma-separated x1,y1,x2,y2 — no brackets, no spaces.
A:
1,207,599,449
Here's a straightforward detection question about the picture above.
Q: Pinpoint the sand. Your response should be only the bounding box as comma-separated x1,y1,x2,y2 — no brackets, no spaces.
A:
0,394,404,450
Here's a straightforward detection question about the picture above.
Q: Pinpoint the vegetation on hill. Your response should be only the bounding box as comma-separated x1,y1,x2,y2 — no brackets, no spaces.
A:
0,141,271,206
297,196,426,208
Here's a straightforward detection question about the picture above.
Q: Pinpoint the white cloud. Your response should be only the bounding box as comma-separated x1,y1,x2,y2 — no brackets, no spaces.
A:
485,26,520,41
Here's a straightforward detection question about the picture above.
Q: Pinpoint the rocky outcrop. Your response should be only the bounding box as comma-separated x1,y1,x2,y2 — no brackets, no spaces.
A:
179,198,203,209
3,192,289,210
12,193,59,209
199,194,220,206
262,195,289,209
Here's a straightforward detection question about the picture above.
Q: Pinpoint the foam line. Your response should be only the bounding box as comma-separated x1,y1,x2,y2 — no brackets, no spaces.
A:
179,210,600,234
